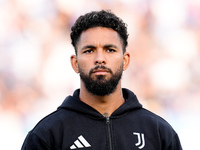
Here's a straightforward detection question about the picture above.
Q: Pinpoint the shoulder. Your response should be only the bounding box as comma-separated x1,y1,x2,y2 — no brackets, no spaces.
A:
127,107,176,134
31,108,74,135
22,109,70,149
125,108,182,149
136,108,180,144
139,108,182,149
139,108,173,128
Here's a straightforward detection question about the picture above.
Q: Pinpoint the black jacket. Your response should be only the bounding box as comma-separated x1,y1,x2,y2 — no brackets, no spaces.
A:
22,88,182,150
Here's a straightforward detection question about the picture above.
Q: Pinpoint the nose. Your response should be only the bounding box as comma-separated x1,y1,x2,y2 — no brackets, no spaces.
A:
94,50,106,65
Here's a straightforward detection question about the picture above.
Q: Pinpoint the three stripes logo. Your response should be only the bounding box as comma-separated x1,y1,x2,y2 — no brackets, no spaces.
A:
70,135,91,149
133,132,145,149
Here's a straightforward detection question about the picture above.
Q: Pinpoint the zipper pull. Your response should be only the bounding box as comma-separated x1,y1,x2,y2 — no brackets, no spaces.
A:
106,116,110,124
104,113,110,124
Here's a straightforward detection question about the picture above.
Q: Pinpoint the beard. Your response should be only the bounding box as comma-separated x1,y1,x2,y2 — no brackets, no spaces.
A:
79,64,123,96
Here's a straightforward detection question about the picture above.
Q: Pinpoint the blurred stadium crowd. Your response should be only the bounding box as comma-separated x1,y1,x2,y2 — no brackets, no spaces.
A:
0,0,200,149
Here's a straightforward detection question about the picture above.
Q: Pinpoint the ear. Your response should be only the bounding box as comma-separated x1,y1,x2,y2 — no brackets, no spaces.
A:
123,52,130,71
70,55,79,73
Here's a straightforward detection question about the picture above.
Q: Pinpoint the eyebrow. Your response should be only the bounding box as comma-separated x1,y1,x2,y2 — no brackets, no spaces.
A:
81,44,118,51
81,45,95,51
104,44,118,49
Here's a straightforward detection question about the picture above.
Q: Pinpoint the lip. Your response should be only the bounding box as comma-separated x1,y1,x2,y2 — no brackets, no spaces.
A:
92,69,109,75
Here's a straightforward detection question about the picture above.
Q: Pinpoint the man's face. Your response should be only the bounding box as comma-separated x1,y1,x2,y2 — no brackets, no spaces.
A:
71,27,129,96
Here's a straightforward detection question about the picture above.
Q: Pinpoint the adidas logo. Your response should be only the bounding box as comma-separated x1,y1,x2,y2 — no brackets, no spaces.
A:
70,135,91,149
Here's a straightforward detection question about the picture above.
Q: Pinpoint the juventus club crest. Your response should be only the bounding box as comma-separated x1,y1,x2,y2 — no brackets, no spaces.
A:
133,132,145,149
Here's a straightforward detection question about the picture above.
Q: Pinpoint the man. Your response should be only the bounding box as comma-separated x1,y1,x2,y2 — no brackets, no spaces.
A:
22,10,182,150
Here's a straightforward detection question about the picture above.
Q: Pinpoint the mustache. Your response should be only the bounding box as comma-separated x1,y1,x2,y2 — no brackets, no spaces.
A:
89,65,113,75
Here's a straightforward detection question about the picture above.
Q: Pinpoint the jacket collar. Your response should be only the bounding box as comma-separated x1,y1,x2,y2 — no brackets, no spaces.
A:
58,88,142,119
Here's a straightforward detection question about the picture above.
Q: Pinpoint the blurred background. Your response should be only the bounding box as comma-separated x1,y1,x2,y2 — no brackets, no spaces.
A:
0,0,200,149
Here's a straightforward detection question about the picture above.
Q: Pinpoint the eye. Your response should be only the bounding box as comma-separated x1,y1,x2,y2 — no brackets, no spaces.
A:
107,48,116,53
83,49,94,54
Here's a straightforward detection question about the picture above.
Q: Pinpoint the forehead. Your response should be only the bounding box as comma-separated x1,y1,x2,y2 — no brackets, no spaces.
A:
77,27,123,49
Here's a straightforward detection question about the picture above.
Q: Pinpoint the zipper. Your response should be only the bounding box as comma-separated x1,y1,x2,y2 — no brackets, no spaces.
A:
106,116,113,150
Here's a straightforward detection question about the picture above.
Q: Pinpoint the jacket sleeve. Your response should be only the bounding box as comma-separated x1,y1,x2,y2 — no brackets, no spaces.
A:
165,133,183,150
21,132,50,150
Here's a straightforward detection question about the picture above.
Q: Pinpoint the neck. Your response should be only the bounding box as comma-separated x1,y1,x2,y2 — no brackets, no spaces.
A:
79,82,124,116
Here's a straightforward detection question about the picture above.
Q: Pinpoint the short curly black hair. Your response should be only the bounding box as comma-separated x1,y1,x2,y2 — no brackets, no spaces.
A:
70,10,129,54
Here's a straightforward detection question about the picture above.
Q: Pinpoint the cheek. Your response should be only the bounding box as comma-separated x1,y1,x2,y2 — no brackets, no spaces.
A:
77,59,91,73
111,57,124,69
